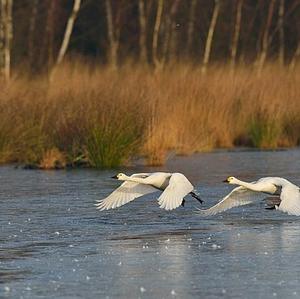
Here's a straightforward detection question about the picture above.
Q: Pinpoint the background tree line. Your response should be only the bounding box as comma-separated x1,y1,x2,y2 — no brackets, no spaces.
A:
1,0,300,80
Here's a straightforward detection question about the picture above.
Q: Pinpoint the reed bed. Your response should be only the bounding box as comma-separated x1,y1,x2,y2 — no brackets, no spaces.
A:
0,62,299,168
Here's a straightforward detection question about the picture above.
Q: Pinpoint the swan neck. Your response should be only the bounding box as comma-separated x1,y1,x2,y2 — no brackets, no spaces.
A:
124,176,145,184
235,179,258,191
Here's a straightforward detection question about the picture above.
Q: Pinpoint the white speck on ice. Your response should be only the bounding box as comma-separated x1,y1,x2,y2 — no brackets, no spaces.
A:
118,261,122,266
171,289,177,296
55,231,60,235
86,276,90,281
222,289,226,294
4,286,10,292
140,287,146,293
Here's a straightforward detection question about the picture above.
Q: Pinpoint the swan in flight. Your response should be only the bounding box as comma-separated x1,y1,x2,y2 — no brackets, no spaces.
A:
95,172,203,211
197,176,300,216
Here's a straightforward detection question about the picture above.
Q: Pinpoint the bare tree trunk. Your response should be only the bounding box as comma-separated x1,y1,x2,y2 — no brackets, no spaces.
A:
201,0,221,74
278,0,284,66
152,0,164,69
138,0,147,63
0,0,12,81
55,0,81,66
28,0,38,70
289,41,300,70
230,0,243,69
0,0,5,77
105,0,120,69
41,0,56,72
167,0,181,62
257,0,275,73
187,0,197,55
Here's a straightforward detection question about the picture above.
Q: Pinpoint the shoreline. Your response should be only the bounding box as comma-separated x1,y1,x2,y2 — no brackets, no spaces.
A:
6,146,299,170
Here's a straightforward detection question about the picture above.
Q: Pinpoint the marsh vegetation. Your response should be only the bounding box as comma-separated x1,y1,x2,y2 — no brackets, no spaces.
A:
1,1,300,168
0,63,299,168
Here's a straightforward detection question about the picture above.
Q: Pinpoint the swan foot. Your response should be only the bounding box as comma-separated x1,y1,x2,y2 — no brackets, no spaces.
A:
190,191,204,204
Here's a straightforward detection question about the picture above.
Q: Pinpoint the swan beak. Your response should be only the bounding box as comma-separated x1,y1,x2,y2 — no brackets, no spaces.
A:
111,175,118,179
223,178,229,183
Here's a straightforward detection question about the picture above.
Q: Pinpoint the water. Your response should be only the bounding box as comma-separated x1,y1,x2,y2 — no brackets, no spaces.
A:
1,149,300,299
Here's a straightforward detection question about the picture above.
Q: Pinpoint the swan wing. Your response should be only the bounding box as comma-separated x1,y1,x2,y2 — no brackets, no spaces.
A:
278,186,300,216
197,186,266,216
95,173,156,210
158,173,194,211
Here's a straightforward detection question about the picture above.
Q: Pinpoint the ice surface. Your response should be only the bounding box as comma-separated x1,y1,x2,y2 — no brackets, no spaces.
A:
1,149,300,298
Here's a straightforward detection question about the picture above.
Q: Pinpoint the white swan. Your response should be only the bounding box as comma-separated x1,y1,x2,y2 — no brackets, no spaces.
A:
95,172,203,211
197,176,300,216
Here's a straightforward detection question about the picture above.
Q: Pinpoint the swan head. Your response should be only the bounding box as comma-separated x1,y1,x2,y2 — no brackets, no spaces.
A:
111,173,126,180
223,176,238,184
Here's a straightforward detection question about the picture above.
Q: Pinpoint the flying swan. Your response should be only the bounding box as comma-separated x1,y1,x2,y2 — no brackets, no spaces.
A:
95,172,203,211
197,176,300,216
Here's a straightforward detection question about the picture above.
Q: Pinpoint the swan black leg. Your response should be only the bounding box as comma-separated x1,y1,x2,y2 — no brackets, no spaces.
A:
265,206,276,210
189,191,204,204
181,199,185,207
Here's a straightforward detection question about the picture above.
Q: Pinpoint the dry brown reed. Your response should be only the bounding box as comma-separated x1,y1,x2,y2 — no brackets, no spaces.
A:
0,62,299,168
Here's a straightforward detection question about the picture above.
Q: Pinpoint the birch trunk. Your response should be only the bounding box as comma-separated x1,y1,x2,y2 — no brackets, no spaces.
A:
152,0,164,69
230,0,243,69
138,0,147,63
257,0,275,73
201,0,221,74
56,0,81,66
278,0,284,66
187,0,197,55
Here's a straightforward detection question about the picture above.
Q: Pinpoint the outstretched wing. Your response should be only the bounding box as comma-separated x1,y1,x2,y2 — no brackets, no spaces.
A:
278,186,300,216
95,174,156,211
158,173,194,211
197,186,266,216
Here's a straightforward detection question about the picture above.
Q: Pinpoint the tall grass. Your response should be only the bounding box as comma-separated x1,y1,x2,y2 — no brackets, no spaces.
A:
0,62,299,168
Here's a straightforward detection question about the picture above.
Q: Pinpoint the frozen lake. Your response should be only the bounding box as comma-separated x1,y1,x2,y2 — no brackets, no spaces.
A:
1,149,300,299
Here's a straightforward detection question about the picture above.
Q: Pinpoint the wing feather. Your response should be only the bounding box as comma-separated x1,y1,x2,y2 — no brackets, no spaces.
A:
278,186,300,216
197,186,267,216
158,173,194,211
95,173,156,211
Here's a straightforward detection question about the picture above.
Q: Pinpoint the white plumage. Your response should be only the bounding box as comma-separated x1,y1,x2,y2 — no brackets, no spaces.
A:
95,172,202,211
197,176,300,216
